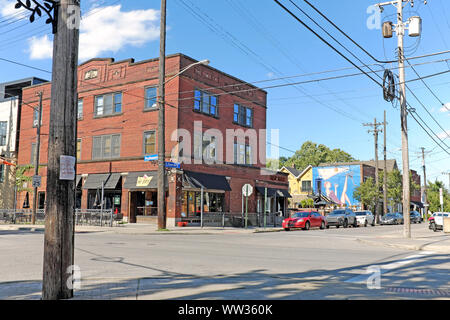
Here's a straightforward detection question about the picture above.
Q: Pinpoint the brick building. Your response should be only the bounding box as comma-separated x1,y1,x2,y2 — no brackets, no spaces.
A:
17,53,289,226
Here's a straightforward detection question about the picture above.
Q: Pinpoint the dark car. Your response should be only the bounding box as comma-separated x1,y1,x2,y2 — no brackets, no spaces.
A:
410,211,422,224
326,209,357,228
380,212,402,225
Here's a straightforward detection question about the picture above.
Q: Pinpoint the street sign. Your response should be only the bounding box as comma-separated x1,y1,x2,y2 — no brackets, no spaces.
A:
165,162,180,169
59,155,76,180
242,184,253,197
32,175,41,188
144,154,158,161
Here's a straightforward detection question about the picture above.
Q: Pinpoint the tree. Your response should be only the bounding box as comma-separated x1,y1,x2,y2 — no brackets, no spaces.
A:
283,141,356,172
426,180,450,212
379,169,421,210
353,177,381,213
14,165,34,194
300,198,314,208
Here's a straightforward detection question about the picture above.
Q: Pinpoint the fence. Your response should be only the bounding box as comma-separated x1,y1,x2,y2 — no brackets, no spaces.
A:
0,208,119,227
181,212,284,228
0,209,45,224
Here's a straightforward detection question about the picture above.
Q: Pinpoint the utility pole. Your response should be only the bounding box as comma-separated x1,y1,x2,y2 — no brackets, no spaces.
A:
363,118,384,222
375,0,426,238
157,0,167,230
383,110,388,216
16,0,81,299
421,147,429,221
31,92,43,225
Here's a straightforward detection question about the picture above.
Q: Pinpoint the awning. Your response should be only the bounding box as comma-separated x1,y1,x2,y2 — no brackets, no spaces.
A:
256,186,291,198
411,201,424,208
183,171,231,191
76,175,82,188
123,171,163,189
82,173,121,190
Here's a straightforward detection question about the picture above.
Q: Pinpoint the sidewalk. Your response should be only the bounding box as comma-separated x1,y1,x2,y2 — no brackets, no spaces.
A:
0,223,281,235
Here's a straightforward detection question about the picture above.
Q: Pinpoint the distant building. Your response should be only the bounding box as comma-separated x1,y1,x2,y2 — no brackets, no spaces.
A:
280,165,313,207
0,78,48,209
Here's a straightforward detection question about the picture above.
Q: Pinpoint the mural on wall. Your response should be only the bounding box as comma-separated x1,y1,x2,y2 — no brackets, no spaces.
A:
313,165,361,206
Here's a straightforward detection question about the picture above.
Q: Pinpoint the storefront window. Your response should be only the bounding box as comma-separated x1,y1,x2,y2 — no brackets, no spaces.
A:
182,191,225,217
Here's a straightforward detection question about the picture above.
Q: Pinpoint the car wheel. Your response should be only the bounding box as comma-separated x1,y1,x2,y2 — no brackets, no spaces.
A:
371,219,375,226
336,225,340,228
326,225,330,229
353,219,358,228
364,220,368,227
284,228,290,231
320,221,325,230
431,222,437,232
343,219,348,228
303,221,310,231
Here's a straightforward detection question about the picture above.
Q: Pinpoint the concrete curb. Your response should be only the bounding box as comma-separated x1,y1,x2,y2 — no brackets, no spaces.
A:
355,238,450,254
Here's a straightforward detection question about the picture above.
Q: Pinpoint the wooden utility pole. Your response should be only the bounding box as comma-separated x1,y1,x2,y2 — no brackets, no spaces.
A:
421,147,428,221
363,118,384,222
157,0,167,229
41,0,80,300
31,92,43,225
383,111,388,216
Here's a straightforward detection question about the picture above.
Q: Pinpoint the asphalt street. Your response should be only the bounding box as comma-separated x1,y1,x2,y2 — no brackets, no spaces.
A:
0,223,449,300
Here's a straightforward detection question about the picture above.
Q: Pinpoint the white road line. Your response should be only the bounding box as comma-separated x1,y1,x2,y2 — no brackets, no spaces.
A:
345,251,435,284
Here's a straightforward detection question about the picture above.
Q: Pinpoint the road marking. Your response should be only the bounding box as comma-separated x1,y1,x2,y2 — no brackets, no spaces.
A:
345,251,435,284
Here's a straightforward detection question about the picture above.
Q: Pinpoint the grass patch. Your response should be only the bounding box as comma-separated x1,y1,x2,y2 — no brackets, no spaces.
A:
157,228,170,232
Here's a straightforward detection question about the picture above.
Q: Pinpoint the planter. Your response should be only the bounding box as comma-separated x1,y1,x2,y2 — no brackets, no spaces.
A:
177,221,188,227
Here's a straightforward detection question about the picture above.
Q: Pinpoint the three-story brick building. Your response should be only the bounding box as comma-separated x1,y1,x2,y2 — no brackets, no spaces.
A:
17,53,289,226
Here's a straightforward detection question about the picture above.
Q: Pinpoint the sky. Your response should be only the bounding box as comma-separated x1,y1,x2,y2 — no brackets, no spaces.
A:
0,0,449,188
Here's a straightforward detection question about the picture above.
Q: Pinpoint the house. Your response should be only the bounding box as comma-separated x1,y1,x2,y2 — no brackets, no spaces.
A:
279,165,313,208
0,78,47,209
17,53,290,225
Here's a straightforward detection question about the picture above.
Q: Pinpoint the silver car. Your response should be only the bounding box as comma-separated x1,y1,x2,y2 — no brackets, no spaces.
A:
380,212,402,225
326,209,358,228
355,211,375,227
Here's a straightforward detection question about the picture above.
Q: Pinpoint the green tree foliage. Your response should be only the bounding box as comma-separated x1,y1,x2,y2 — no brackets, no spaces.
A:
300,198,314,208
15,165,34,193
378,169,420,208
353,177,381,212
282,141,356,171
426,180,450,212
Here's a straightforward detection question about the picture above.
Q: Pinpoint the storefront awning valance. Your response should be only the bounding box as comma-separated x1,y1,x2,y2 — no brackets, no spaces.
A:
123,171,165,190
183,171,231,191
256,187,291,198
411,201,424,208
82,173,110,189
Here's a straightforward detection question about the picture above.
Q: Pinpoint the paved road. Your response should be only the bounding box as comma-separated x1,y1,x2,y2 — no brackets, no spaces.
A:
0,223,448,299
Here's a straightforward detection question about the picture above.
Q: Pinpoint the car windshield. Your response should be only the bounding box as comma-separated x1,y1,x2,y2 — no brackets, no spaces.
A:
355,212,368,216
292,212,309,218
329,210,345,215
385,214,396,217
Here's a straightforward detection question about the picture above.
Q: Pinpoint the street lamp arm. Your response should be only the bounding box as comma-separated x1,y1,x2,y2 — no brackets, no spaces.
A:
163,59,209,85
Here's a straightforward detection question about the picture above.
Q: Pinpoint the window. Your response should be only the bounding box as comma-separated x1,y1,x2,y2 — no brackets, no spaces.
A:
0,162,4,183
202,135,216,162
92,134,121,160
143,131,156,155
234,143,252,165
145,87,158,109
31,143,36,164
33,108,42,127
77,139,82,160
301,180,312,193
77,99,83,119
194,89,218,116
0,122,7,146
233,104,253,127
94,93,122,116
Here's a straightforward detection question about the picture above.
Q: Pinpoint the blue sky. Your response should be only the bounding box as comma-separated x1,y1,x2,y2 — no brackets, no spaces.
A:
0,0,449,187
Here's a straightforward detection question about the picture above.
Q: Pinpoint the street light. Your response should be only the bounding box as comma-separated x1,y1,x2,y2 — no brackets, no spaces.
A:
157,57,210,229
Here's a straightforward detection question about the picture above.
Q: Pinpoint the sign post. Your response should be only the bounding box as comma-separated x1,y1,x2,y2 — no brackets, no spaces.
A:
242,184,253,229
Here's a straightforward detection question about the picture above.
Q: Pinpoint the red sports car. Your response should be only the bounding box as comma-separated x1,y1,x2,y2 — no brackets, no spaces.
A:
282,211,327,231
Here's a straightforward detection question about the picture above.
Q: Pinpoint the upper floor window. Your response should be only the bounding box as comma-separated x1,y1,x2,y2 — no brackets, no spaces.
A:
145,87,158,110
92,134,121,160
0,162,4,183
233,104,253,127
77,99,83,120
94,93,122,117
77,139,82,160
0,122,7,146
234,142,252,165
194,89,217,117
143,131,156,155
301,180,312,193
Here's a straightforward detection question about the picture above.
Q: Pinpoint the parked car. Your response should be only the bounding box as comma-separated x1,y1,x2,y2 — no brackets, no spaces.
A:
354,210,375,227
380,212,403,225
429,212,450,232
325,209,357,228
282,211,327,231
410,211,422,224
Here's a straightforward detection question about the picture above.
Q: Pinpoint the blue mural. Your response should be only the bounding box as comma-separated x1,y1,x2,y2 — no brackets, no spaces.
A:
313,165,361,206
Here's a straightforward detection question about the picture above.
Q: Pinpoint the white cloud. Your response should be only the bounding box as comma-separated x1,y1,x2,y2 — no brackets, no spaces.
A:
27,5,160,61
437,130,450,139
0,0,25,17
